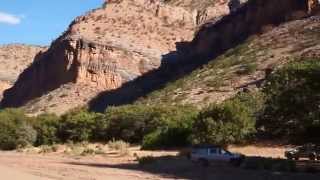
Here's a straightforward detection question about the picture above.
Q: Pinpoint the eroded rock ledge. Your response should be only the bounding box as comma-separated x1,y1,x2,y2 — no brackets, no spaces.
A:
1,36,161,107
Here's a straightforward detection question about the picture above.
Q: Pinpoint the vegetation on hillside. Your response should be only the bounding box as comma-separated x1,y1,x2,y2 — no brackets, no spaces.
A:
258,59,320,143
0,58,319,150
136,39,260,106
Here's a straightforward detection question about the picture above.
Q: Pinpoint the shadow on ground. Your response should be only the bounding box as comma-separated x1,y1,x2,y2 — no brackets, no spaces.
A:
66,155,320,180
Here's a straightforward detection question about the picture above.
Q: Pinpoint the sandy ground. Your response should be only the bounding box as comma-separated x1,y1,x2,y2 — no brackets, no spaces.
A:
0,164,52,180
0,145,319,180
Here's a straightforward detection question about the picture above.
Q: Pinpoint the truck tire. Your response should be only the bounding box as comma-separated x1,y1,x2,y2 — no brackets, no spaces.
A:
230,157,244,167
286,154,293,160
199,159,209,167
309,154,316,161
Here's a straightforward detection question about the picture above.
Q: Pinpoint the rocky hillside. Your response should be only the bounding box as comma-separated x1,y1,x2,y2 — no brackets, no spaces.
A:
2,0,320,115
89,0,320,111
0,44,46,100
0,0,237,115
136,15,320,107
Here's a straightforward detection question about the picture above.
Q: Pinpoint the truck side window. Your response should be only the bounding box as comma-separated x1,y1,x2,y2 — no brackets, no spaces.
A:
210,148,217,154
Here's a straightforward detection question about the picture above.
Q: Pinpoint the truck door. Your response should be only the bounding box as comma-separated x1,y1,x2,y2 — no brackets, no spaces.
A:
208,148,218,161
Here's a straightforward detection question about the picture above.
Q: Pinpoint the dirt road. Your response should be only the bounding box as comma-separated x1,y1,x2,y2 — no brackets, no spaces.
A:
0,151,159,180
0,164,51,180
0,145,319,180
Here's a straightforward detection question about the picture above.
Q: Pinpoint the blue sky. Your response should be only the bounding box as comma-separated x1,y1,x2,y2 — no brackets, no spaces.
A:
0,0,104,46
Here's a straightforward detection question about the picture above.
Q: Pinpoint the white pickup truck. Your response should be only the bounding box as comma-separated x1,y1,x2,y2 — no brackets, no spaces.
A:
190,145,244,166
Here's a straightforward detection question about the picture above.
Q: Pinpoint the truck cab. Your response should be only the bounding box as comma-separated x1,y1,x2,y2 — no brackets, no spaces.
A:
190,145,243,166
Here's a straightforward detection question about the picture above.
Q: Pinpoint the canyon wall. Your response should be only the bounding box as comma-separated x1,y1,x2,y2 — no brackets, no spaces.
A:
1,0,232,110
191,0,315,58
2,0,319,112
0,44,46,101
1,37,160,107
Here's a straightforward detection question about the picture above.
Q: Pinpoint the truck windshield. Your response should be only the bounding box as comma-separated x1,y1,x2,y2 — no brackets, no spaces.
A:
221,149,232,155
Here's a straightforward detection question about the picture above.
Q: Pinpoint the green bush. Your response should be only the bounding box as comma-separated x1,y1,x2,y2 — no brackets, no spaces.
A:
192,97,256,145
105,105,160,143
106,104,198,144
32,113,60,146
0,104,197,149
142,125,193,150
231,91,265,116
259,59,320,141
142,130,162,150
141,105,196,149
57,108,104,142
0,109,37,150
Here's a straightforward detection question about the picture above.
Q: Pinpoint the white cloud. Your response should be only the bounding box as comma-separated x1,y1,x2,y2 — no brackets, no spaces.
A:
0,12,21,25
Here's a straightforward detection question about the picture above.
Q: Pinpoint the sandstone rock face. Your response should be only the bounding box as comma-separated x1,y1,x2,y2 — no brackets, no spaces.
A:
1,0,233,113
0,81,11,100
66,38,159,89
0,44,46,82
191,0,312,58
0,44,46,100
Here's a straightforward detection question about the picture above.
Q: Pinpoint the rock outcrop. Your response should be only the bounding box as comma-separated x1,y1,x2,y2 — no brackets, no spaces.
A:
191,0,315,58
136,15,320,107
1,0,233,114
0,44,46,100
88,0,320,111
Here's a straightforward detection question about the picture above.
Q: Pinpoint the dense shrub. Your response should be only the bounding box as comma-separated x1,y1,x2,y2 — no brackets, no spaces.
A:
105,105,160,143
106,104,198,144
142,127,192,150
0,104,197,149
32,113,60,146
259,59,320,142
141,104,196,149
142,119,194,149
0,109,36,150
192,97,256,145
232,91,265,116
57,108,104,142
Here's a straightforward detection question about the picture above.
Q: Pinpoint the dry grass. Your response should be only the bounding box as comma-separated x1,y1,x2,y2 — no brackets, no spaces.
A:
108,140,130,156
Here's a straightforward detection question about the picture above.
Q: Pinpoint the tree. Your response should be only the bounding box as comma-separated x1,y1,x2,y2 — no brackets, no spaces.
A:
32,113,60,146
57,108,103,142
192,99,256,145
0,108,36,150
259,59,320,142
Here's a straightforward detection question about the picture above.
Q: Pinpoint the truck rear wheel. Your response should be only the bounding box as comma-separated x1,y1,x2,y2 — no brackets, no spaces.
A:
309,154,316,161
199,159,209,167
